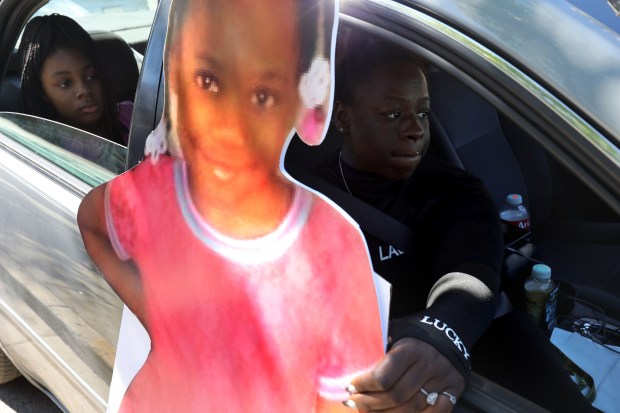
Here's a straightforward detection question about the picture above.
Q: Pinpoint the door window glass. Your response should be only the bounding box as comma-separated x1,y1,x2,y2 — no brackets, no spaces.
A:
0,112,126,185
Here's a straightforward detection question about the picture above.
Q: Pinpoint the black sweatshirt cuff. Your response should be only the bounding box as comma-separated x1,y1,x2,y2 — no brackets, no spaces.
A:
388,314,471,381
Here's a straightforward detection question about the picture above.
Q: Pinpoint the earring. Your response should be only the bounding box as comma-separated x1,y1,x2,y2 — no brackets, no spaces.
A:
338,126,344,133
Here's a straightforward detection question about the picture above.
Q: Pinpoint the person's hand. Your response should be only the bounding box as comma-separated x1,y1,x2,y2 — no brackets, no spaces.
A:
342,337,465,412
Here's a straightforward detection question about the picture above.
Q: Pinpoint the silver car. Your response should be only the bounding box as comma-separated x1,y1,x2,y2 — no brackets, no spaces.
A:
0,0,618,411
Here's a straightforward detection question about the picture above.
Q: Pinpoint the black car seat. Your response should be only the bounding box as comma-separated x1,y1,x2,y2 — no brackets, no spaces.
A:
0,52,22,112
89,30,140,103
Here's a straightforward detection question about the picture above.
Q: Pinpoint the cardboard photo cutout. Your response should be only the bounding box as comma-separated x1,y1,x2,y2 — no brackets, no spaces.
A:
78,0,389,411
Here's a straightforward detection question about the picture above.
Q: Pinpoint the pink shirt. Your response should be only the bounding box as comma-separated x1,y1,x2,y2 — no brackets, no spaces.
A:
106,155,384,412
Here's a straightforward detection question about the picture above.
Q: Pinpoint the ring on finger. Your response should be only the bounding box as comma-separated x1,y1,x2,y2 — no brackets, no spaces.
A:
441,391,457,405
419,388,439,405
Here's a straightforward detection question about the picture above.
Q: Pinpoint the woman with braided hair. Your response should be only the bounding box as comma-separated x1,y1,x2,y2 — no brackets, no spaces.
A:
19,14,132,145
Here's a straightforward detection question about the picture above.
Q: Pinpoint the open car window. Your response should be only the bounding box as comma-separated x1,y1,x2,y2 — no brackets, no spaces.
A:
0,0,160,151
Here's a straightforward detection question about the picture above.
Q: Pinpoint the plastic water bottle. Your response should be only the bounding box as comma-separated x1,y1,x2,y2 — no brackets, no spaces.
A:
524,264,558,332
499,194,530,240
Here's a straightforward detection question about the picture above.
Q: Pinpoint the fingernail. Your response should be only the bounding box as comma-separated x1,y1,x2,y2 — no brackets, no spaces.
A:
345,384,358,394
343,399,358,409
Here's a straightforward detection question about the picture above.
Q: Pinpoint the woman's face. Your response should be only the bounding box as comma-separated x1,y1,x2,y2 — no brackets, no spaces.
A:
40,48,104,129
338,62,430,181
169,0,300,185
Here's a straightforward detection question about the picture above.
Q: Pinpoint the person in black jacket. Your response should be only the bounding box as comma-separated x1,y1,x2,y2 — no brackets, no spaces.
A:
291,28,596,413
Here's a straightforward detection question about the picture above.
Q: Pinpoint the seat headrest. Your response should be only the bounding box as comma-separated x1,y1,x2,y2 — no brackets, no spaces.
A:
89,30,139,102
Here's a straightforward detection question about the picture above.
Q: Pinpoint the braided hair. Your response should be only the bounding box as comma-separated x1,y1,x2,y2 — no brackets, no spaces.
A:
18,14,123,144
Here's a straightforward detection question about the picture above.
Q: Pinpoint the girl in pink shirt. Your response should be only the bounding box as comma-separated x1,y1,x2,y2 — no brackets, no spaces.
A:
78,0,384,411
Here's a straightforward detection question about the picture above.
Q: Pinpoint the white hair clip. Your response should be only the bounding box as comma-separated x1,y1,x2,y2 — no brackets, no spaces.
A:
144,119,168,163
299,56,330,110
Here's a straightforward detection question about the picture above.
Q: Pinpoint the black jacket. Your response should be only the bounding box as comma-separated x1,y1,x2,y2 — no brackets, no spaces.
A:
297,152,504,380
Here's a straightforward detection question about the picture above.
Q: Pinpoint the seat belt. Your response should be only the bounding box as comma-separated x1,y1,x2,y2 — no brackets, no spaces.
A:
296,171,417,254
294,168,515,321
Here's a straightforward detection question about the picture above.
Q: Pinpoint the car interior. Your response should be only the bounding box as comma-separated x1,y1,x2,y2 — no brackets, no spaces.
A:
284,25,620,337
426,69,620,318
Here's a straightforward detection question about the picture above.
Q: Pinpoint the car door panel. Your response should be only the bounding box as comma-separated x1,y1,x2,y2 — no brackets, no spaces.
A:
0,118,123,412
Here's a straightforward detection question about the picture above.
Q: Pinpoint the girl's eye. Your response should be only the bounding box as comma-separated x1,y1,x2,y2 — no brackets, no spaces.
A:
418,111,430,120
86,73,98,82
386,111,401,119
252,90,275,108
195,72,219,93
58,80,71,88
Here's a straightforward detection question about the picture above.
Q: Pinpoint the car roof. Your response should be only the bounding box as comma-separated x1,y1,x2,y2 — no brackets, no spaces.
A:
567,0,620,35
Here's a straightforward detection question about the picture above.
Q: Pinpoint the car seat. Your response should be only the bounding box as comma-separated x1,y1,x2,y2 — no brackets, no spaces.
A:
89,30,140,103
0,51,22,112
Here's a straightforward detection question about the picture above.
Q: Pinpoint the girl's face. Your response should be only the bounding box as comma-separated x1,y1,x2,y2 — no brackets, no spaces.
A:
170,0,300,184
339,63,431,181
40,48,104,129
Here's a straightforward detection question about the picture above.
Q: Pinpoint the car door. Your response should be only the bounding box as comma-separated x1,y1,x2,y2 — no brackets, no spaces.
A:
0,0,164,411
0,115,125,411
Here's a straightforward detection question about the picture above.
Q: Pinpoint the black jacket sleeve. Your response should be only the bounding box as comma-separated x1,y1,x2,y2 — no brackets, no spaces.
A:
389,168,503,380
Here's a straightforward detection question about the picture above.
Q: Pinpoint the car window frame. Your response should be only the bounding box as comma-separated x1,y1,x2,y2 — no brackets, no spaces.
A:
336,3,619,411
0,123,93,202
0,112,126,186
339,0,620,215
0,0,162,179
126,0,170,169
